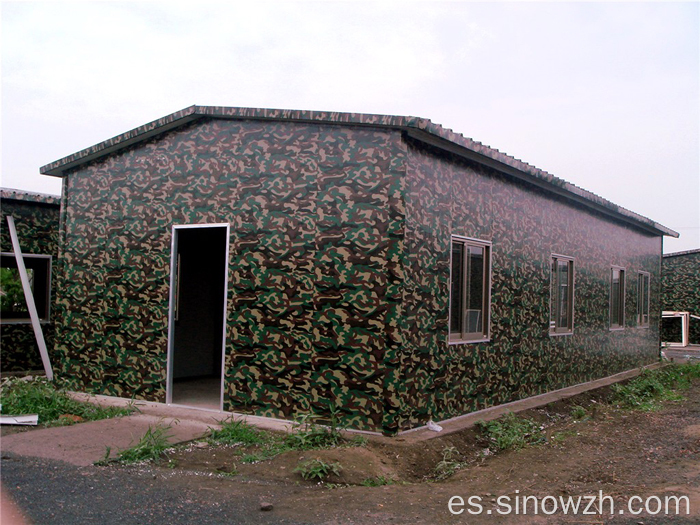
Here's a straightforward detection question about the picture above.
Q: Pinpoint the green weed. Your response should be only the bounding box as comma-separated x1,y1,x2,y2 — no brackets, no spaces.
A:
209,419,288,461
350,434,368,447
476,412,545,452
570,405,588,420
208,419,267,446
284,414,343,450
324,483,347,489
433,446,465,480
295,458,343,481
208,414,352,465
241,453,265,464
361,475,395,487
550,430,577,445
0,377,132,426
215,465,238,477
613,364,700,411
112,424,174,464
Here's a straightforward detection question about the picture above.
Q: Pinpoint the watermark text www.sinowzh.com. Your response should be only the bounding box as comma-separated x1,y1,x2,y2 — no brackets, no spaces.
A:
448,491,691,517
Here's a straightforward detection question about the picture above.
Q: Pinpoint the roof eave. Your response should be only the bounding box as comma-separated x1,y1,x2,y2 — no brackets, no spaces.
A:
40,106,202,177
39,105,679,238
403,127,679,239
663,248,700,257
0,188,61,205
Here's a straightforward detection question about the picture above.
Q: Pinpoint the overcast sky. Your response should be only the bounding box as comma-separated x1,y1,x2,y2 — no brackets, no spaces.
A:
2,1,698,253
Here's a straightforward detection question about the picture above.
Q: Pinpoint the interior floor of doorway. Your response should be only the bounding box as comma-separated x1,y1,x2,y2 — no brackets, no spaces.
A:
172,376,221,410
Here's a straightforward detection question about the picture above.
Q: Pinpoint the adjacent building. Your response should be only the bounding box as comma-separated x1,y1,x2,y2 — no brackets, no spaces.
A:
662,249,700,346
0,188,61,372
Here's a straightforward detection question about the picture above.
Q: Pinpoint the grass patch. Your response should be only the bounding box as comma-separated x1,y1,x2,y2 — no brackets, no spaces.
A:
284,414,343,450
612,363,700,411
550,430,577,445
295,458,342,481
208,414,354,464
349,434,368,447
209,419,287,461
105,424,174,464
208,418,268,446
361,475,395,487
570,405,588,420
241,453,266,464
0,377,133,426
476,412,546,452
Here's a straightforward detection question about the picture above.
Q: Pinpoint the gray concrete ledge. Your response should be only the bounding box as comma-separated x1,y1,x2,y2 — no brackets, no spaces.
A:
65,362,664,445
67,392,296,433
390,362,664,444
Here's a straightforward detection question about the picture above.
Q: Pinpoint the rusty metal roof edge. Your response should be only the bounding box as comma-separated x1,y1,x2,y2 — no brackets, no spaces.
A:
38,105,678,237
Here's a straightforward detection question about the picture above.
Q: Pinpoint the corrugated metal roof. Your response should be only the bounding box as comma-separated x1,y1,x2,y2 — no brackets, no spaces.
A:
0,187,61,205
663,248,700,258
39,105,679,238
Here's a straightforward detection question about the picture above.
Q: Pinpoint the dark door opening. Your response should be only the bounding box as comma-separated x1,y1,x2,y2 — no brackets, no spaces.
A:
170,226,228,410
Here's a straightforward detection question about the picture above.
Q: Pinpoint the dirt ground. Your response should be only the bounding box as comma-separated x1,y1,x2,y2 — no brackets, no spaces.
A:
5,374,699,524
129,377,700,524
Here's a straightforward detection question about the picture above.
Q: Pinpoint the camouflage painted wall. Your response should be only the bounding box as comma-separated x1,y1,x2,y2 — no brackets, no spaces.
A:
662,250,700,344
53,117,664,434
54,118,405,431
0,191,60,372
393,140,661,431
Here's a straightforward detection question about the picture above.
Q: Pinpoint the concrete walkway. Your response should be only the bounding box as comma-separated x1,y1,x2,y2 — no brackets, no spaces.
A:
664,344,700,363
1,392,296,467
1,413,214,467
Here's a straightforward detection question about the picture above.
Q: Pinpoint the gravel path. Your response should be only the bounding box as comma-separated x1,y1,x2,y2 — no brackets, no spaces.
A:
1,453,304,525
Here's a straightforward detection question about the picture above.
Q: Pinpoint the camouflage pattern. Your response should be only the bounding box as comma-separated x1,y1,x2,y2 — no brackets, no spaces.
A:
0,189,61,372
662,250,700,344
52,118,405,430
46,108,668,434
394,140,662,430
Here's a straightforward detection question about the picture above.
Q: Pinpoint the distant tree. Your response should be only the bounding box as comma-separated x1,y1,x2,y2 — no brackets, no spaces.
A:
0,267,31,315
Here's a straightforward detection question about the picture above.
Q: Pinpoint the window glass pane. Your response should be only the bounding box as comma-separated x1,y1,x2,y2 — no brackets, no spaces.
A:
643,275,649,320
611,269,622,327
550,256,574,333
466,246,484,334
450,241,464,335
449,238,490,342
638,273,649,325
557,260,570,329
637,275,642,323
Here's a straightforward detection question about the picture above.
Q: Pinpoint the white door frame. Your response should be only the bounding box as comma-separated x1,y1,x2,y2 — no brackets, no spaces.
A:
166,223,230,410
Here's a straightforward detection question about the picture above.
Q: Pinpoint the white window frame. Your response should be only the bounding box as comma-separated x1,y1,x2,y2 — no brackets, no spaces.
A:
549,254,575,336
448,236,492,344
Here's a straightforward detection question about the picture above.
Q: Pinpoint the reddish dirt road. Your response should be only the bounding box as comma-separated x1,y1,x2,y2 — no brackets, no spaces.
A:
156,379,700,524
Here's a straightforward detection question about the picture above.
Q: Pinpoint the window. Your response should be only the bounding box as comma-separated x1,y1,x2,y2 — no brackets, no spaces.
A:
637,271,650,327
0,253,52,323
610,266,625,329
550,255,574,334
449,237,491,343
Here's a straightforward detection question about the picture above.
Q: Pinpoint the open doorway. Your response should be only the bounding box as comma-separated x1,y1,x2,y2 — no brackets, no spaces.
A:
167,224,229,410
